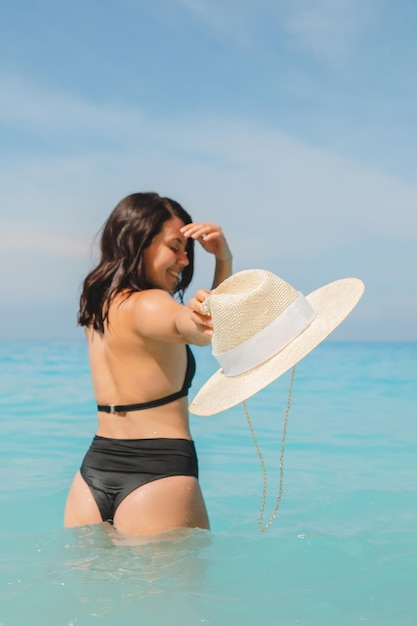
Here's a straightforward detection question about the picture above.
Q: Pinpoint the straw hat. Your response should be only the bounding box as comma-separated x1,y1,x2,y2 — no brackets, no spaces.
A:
189,270,365,416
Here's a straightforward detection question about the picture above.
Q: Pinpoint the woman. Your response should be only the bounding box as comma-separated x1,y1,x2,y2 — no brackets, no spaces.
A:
64,192,232,535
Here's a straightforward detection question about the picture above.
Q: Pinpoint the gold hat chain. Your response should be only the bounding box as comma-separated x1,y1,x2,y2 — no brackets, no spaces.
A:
243,365,296,532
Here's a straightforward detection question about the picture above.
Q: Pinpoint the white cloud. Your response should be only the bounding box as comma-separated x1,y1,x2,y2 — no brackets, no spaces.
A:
0,232,90,257
169,0,375,61
280,0,374,60
0,73,147,139
1,75,416,248
1,75,416,338
172,0,257,45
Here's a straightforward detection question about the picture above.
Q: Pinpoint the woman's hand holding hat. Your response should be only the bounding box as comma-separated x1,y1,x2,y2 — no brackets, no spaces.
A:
188,289,213,337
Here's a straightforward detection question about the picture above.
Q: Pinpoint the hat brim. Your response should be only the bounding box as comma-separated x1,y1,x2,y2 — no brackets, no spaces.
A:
189,277,364,416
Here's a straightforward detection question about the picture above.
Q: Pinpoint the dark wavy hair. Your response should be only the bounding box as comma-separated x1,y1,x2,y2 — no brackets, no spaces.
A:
78,192,194,332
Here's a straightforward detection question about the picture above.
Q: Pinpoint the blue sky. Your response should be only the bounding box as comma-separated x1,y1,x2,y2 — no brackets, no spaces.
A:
1,0,416,340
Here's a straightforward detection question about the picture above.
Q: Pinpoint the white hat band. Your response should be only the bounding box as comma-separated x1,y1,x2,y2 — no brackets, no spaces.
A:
214,293,316,376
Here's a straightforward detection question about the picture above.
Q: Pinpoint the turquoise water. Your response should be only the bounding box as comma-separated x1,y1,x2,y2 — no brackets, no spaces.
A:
1,340,416,625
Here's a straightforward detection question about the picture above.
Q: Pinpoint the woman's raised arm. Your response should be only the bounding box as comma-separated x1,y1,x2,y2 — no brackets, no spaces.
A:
180,222,233,288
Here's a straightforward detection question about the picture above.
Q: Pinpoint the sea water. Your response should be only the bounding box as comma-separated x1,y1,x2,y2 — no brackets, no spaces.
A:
0,340,416,625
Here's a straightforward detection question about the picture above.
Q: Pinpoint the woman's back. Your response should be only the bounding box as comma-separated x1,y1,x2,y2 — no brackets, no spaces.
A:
88,291,193,440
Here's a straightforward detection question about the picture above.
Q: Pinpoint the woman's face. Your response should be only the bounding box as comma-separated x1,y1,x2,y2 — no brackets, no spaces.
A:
143,216,190,292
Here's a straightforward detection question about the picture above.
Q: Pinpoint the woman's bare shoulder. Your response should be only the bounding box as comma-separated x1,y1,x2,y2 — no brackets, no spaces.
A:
111,289,185,341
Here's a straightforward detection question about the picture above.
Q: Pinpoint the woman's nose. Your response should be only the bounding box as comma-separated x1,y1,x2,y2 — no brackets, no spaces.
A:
179,250,189,266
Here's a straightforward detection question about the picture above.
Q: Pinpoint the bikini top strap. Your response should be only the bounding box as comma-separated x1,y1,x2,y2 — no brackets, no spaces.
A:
97,345,196,414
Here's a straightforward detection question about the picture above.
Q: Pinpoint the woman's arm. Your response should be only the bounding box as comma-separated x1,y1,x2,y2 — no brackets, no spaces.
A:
180,222,233,288
127,289,213,346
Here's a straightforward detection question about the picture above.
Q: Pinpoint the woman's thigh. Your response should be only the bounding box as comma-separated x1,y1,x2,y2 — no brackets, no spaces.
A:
113,475,210,535
64,471,103,527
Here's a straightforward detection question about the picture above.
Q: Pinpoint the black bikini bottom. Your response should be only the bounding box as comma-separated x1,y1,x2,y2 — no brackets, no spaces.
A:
80,435,198,523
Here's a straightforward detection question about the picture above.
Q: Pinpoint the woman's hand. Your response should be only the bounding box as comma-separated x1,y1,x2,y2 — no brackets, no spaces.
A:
187,289,213,337
180,222,232,262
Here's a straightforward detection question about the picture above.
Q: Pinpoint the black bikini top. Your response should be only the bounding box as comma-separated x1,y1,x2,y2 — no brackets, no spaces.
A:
97,345,196,414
